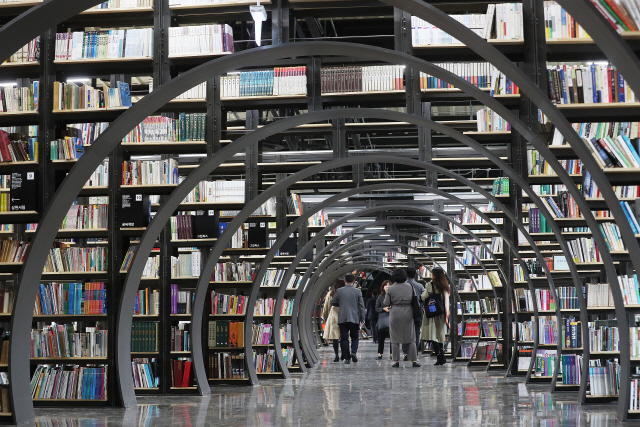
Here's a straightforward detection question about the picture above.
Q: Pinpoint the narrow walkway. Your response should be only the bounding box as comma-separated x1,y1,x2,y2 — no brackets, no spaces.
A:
32,341,624,426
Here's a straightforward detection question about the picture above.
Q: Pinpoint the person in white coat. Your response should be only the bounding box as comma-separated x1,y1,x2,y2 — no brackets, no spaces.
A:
322,279,344,362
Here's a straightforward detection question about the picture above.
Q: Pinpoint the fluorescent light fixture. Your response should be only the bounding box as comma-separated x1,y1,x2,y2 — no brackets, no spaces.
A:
67,78,91,83
0,82,16,87
250,3,267,46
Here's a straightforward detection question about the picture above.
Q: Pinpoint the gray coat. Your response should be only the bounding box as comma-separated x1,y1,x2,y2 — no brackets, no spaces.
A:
331,285,365,324
408,277,425,297
383,282,416,344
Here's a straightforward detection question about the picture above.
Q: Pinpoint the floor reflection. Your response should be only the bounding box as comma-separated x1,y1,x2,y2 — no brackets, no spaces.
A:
29,342,629,427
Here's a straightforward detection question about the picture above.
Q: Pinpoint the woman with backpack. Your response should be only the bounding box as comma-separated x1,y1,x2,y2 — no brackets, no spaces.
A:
421,267,450,366
375,280,392,359
322,279,345,362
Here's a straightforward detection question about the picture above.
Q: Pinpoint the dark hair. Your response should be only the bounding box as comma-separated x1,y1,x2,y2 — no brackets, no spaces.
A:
380,280,392,295
431,267,450,294
405,267,416,279
344,274,355,284
390,268,407,284
330,279,345,298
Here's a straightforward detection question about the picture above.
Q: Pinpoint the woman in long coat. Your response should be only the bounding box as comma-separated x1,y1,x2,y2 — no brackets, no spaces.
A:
322,279,344,362
421,267,450,365
383,268,420,367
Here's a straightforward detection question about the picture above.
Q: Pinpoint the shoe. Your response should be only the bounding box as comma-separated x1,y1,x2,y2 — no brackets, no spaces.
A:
344,359,351,365
403,354,408,361
333,356,340,362
351,354,358,363
412,362,421,368
377,355,382,360
392,362,399,368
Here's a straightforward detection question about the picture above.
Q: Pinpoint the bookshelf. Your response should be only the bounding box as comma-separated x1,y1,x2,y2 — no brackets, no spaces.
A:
1,0,640,423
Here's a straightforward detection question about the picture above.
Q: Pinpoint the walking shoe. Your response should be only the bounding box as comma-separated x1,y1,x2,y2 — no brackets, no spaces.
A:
344,359,351,365
351,354,358,363
376,355,383,360
392,362,400,368
333,356,340,362
403,354,408,361
412,362,421,368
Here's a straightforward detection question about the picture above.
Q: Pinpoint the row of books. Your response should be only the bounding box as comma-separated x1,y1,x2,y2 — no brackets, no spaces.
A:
50,137,86,160
589,359,620,396
460,298,497,315
173,81,206,100
538,316,559,345
254,298,275,316
587,283,616,308
411,14,487,46
0,239,28,263
562,318,582,349
122,158,179,186
419,63,519,95
490,177,510,196
55,29,154,61
0,284,12,314
125,114,207,143
131,358,158,389
600,222,626,252
319,65,404,94
131,322,158,352
476,108,510,132
43,246,107,273
170,323,190,352
208,320,244,348
474,342,503,362
31,365,108,400
4,36,39,64
253,349,281,374
593,0,640,33
213,262,255,282
87,160,109,187
583,134,640,169
210,292,247,315
618,274,640,306
170,285,193,315
34,282,106,315
252,323,272,346
515,321,534,341
208,352,245,379
280,323,291,342
62,203,108,230
527,150,583,175
533,349,557,377
30,324,108,358
552,121,640,148
168,24,233,56
281,299,294,316
589,320,619,351
220,67,307,98
134,288,160,316
459,341,477,358
567,237,601,264
0,131,37,162
0,83,39,113
171,358,193,388
548,64,637,105
170,251,203,278
561,354,583,385
544,1,588,39
481,321,502,338
92,0,153,8
53,81,132,111
182,179,244,203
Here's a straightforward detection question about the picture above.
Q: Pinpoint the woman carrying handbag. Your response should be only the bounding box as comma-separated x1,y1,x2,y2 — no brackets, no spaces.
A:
421,267,450,366
375,280,392,359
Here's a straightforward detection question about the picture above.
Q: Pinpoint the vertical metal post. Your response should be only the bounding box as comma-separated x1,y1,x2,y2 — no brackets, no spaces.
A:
307,57,322,112
208,77,222,155
154,0,170,87
271,0,290,45
245,110,260,202
38,29,55,209
332,118,346,159
418,102,435,187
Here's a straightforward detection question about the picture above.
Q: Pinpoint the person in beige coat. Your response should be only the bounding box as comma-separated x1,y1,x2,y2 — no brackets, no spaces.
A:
420,267,450,366
322,279,344,362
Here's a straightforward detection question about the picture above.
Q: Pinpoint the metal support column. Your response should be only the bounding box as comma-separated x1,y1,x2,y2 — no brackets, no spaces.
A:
245,110,260,202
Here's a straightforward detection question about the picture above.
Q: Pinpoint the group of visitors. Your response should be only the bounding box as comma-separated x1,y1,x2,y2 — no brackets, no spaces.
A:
322,267,450,367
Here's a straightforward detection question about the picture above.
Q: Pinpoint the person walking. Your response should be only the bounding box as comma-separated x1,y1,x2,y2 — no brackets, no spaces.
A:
375,280,392,359
322,279,345,362
366,291,379,343
331,273,366,364
402,267,425,360
384,268,420,368
421,267,450,366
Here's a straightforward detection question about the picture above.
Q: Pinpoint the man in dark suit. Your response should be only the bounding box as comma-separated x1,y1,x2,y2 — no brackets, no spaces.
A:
366,291,379,343
331,273,366,364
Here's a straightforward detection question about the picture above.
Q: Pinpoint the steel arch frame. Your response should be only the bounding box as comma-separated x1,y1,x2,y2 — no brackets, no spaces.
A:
1,0,638,420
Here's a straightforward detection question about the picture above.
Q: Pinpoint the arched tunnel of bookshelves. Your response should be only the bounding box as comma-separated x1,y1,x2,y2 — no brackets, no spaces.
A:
298,226,495,367
1,0,639,422
0,38,620,422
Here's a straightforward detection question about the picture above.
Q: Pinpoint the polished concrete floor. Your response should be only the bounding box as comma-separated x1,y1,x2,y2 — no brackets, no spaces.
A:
30,341,626,426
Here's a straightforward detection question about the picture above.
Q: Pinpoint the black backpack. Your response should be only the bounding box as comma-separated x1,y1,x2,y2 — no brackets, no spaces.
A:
423,285,445,318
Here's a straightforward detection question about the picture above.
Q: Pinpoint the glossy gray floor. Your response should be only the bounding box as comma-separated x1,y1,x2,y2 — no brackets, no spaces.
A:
30,342,625,427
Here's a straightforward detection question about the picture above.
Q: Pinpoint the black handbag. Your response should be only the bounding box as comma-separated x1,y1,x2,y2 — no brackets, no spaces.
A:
411,286,423,320
377,311,390,331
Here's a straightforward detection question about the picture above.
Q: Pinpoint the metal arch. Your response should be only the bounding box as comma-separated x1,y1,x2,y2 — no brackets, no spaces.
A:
4,45,590,418
244,181,518,374
385,0,636,406
0,3,634,418
302,226,497,365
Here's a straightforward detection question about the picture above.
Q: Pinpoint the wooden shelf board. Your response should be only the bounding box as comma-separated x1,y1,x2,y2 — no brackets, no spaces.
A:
1,61,39,67
0,110,38,116
53,107,128,114
222,94,307,101
34,399,108,402
31,357,108,361
170,387,197,390
54,57,152,64
171,0,270,9
169,52,232,59
0,0,42,8
413,39,524,49
81,6,154,14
